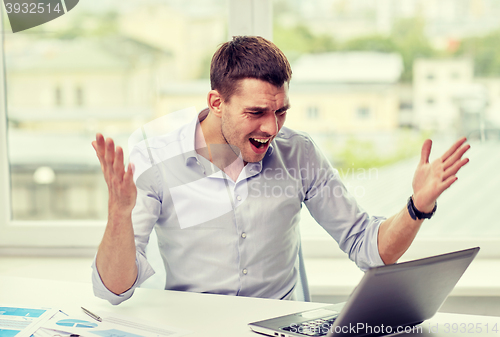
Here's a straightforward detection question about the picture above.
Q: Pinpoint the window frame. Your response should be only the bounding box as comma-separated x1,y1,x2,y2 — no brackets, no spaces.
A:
228,0,272,40
0,9,105,251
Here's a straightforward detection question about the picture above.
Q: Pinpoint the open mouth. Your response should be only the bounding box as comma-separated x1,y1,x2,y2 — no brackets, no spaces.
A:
249,138,269,148
249,137,270,154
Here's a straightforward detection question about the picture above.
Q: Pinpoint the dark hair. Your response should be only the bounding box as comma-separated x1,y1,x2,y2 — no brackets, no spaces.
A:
210,36,292,101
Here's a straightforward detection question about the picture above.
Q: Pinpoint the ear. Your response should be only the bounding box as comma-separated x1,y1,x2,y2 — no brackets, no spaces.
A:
207,90,223,118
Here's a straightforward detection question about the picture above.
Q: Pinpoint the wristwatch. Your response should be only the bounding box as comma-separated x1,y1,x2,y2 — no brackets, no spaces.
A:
407,196,437,220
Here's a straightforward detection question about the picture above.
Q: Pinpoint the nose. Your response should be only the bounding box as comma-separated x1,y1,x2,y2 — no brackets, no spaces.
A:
260,112,278,136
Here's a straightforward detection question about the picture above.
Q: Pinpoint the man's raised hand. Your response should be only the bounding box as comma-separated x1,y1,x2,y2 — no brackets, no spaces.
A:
92,133,138,294
412,137,470,213
92,133,137,214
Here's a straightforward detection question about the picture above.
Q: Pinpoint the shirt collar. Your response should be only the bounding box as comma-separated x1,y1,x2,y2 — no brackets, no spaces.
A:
181,108,209,166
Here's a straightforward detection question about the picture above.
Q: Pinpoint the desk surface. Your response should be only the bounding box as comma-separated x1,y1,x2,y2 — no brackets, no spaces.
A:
1,276,499,337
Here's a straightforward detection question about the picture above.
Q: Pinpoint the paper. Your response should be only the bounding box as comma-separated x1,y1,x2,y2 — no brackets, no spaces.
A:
37,310,191,337
0,306,58,337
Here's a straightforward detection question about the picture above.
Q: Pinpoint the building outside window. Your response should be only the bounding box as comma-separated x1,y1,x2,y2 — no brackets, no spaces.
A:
272,0,500,259
0,0,227,248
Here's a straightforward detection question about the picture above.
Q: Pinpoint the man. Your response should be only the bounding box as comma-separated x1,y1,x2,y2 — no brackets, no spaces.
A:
91,36,470,305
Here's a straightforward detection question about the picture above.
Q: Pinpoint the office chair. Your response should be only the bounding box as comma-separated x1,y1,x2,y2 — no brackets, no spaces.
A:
294,241,311,302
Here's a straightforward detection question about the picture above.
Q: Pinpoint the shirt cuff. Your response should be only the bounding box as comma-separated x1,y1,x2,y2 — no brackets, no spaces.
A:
358,216,386,271
91,252,156,305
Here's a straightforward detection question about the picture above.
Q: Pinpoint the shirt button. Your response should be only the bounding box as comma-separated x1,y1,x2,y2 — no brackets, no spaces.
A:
241,232,247,239
236,195,242,201
242,269,248,275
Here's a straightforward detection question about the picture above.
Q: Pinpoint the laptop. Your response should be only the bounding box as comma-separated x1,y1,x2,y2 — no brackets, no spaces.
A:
249,247,480,337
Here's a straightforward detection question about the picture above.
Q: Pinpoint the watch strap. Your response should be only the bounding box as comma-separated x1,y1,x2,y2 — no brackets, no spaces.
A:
407,196,437,220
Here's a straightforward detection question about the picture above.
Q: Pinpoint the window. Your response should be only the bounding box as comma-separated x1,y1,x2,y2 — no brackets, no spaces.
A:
399,102,413,110
75,86,84,107
55,86,62,107
356,107,371,120
0,0,229,248
1,0,499,260
271,0,500,259
306,106,319,119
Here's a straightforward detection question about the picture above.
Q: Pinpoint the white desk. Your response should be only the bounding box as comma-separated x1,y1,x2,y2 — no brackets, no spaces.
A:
1,276,499,337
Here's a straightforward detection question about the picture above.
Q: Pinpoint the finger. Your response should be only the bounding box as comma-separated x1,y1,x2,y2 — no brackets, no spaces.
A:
95,133,105,153
104,138,115,172
91,140,98,155
124,163,135,186
443,144,470,170
94,133,107,164
420,139,432,165
113,146,125,180
92,140,101,155
92,140,103,163
124,163,137,194
443,157,469,181
441,137,467,162
438,175,458,195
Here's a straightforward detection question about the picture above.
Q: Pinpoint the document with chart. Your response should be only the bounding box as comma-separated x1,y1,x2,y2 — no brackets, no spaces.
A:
36,309,191,337
0,306,58,337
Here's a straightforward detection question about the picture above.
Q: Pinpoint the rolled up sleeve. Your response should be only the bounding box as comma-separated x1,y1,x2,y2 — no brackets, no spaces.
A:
91,252,156,305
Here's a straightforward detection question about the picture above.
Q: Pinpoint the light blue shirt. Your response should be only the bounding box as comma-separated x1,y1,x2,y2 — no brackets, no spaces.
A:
92,108,385,305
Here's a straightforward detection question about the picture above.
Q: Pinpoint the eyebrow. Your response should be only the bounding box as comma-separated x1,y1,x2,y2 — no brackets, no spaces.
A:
276,104,291,113
244,104,291,113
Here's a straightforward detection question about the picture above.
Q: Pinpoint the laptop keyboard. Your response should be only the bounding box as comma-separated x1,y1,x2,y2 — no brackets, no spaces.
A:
280,315,338,336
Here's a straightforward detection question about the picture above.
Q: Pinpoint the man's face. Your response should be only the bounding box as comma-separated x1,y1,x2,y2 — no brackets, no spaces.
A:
219,78,289,163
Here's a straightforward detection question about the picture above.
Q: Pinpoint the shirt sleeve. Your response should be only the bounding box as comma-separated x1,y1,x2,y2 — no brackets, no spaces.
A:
302,136,385,271
91,144,162,305
91,251,155,305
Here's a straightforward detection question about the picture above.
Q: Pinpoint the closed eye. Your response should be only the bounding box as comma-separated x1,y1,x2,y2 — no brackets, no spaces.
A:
276,104,290,116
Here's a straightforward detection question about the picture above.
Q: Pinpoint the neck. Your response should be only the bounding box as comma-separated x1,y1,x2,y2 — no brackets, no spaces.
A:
199,111,223,146
197,111,245,181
